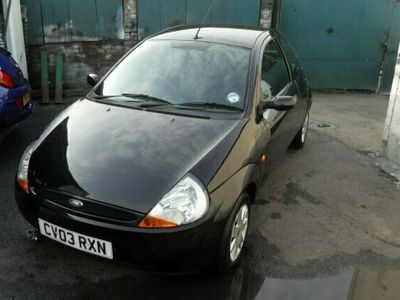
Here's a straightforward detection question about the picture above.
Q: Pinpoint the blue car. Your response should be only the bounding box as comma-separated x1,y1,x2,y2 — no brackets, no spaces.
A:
0,47,32,127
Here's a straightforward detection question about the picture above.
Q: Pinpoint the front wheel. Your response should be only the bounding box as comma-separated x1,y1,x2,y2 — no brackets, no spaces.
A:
291,112,309,149
217,193,251,272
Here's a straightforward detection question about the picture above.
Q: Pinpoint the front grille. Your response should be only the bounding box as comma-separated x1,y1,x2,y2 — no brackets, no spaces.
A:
34,186,143,225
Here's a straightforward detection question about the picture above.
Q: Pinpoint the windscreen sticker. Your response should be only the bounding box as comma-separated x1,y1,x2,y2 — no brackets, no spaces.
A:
227,92,240,103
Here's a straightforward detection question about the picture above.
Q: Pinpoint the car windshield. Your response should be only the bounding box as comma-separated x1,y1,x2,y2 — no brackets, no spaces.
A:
93,40,251,110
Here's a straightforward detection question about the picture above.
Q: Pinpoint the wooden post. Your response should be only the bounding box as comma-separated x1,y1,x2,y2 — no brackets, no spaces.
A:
40,50,49,104
55,50,63,104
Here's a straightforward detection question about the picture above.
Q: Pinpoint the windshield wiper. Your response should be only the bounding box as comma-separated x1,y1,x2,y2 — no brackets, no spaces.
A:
90,94,122,100
91,95,243,112
90,93,171,105
177,102,244,112
121,93,172,105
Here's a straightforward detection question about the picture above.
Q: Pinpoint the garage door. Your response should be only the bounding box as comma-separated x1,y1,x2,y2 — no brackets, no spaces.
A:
137,0,261,40
279,0,400,91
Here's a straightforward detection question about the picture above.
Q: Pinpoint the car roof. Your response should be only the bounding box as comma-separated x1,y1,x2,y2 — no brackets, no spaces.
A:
149,25,269,49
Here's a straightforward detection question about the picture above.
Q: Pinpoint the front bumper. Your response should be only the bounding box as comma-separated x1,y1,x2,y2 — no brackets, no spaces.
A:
15,186,225,272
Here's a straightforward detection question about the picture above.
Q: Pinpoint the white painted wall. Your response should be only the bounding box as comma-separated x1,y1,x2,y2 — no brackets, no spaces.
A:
2,0,28,78
383,42,400,164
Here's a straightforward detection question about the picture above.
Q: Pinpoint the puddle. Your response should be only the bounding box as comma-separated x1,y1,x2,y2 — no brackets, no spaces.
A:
2,253,400,300
317,123,332,128
92,266,400,300
170,267,400,300
253,268,400,300
254,271,353,300
310,121,338,130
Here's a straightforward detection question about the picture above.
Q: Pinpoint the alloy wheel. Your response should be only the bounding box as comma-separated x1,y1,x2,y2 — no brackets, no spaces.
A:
301,113,310,144
229,204,249,262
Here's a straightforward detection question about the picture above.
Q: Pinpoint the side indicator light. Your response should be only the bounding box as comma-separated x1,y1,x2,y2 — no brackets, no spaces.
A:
17,178,29,194
138,215,178,229
261,154,268,162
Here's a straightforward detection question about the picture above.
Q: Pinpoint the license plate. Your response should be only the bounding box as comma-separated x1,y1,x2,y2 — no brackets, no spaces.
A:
38,218,113,259
22,93,30,106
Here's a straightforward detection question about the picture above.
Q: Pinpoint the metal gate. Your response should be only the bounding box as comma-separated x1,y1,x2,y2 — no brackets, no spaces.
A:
278,0,400,91
137,0,261,40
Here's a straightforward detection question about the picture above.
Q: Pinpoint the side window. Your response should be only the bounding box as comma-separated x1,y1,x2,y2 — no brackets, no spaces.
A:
260,40,291,100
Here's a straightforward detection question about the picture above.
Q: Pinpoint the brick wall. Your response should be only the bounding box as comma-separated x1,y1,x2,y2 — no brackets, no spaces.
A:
27,40,135,95
26,0,138,96
26,0,274,96
260,0,274,29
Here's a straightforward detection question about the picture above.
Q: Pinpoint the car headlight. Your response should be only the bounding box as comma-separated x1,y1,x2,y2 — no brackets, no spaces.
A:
17,141,36,194
138,174,209,228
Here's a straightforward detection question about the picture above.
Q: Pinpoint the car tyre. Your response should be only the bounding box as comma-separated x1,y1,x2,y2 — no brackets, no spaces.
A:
216,192,251,273
291,112,309,149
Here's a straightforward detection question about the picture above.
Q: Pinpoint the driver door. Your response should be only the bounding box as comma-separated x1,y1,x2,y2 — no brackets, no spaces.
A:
259,38,300,176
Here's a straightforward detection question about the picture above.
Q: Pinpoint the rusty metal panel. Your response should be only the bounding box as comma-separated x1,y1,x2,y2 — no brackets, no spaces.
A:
211,0,236,25
211,0,260,26
160,0,186,29
21,0,44,44
186,0,212,24
68,0,98,41
24,0,124,44
96,0,125,40
40,0,71,43
138,0,161,40
280,0,400,91
382,2,400,91
138,0,261,39
235,0,260,27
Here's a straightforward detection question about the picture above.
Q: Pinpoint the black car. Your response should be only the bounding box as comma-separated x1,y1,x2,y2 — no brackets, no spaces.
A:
16,26,311,272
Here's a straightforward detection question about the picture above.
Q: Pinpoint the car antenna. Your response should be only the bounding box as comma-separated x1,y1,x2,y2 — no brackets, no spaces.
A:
194,0,217,40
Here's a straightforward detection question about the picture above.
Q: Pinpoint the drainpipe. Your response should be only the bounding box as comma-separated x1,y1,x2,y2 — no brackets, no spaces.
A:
2,0,28,78
3,0,12,48
378,42,400,181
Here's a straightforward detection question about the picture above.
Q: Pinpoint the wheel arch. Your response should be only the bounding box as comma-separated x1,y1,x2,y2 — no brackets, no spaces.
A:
209,163,261,222
244,182,257,204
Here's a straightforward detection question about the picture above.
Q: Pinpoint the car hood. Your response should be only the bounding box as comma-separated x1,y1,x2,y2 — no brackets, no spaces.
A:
29,99,242,214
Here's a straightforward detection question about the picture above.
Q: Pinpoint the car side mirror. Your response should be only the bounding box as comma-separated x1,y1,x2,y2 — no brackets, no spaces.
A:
87,73,99,87
262,95,298,111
